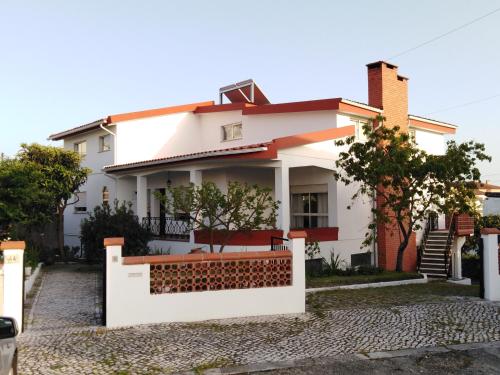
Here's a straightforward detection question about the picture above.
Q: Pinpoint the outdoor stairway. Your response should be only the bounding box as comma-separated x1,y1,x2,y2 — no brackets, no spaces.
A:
419,231,451,278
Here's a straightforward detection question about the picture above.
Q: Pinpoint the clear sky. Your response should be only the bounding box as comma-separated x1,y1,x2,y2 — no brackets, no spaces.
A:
1,0,499,183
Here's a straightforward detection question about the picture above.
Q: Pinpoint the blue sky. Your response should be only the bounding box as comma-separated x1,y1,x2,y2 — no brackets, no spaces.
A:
1,0,499,183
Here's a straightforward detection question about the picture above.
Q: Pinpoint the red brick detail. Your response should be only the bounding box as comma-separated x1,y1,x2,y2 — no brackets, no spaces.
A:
147,250,293,294
0,241,26,251
454,214,474,236
480,228,500,235
193,229,284,246
368,62,415,271
301,227,339,241
103,237,125,247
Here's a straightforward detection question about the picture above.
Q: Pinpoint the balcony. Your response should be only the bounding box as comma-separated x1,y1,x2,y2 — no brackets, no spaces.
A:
142,216,190,241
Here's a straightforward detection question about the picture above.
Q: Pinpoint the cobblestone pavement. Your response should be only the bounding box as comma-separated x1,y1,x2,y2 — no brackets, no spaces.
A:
18,265,500,374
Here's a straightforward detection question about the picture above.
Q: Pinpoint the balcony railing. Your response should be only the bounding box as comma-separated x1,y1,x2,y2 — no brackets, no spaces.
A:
142,216,190,241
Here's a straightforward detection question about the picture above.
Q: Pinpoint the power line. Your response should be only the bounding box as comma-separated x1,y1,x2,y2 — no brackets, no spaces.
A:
388,7,500,60
425,93,500,115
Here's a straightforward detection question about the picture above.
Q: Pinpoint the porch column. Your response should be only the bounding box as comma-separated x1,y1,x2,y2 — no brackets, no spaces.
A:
136,175,148,222
275,163,290,235
327,177,337,227
451,236,466,280
189,170,202,245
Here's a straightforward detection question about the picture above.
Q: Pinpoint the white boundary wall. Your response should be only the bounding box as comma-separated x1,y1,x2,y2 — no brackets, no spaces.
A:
0,241,25,332
481,229,500,301
104,233,306,328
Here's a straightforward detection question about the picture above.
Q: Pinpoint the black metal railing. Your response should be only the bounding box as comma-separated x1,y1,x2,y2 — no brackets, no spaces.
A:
418,213,434,271
142,216,190,241
444,214,456,278
271,236,289,251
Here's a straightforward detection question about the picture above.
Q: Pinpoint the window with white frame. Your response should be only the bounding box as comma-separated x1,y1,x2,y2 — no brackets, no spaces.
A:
74,141,87,157
351,118,370,141
221,122,243,141
74,192,87,213
291,185,328,228
408,128,417,145
99,134,111,152
102,186,109,205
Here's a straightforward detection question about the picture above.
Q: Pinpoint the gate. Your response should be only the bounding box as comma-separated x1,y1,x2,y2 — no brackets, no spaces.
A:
101,253,107,326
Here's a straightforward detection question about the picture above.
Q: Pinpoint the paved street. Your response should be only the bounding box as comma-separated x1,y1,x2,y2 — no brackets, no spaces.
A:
18,265,500,374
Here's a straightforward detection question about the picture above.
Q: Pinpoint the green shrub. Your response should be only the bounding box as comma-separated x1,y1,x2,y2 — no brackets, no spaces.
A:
81,200,152,262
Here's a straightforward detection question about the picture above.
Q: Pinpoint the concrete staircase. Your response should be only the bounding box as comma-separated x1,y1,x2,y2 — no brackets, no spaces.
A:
419,231,451,278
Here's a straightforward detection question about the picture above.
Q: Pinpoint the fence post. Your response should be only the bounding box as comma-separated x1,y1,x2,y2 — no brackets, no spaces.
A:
288,231,306,313
0,241,25,332
480,228,500,301
103,237,125,328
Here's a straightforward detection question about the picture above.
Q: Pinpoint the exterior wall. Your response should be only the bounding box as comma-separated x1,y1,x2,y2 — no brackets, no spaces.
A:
481,231,500,301
104,235,305,328
484,197,500,215
62,129,116,247
413,128,446,155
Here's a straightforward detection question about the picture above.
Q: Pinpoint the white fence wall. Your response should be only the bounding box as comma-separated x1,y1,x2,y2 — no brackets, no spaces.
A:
104,233,306,328
481,229,500,301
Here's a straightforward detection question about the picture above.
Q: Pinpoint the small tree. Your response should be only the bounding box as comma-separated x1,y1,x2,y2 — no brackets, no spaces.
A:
162,181,279,252
17,143,90,258
81,200,152,261
334,119,490,271
0,158,52,239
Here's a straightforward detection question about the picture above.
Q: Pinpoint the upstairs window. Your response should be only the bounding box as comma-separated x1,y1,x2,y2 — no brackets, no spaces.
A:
74,192,87,213
102,186,109,205
221,122,243,141
99,134,111,152
74,141,87,157
351,118,370,141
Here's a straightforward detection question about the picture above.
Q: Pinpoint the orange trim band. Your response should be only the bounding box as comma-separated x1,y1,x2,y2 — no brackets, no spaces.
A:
0,241,26,250
107,101,214,123
409,118,456,134
104,237,125,247
288,231,308,239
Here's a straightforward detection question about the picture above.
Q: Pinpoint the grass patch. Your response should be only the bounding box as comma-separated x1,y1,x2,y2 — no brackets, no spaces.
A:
192,358,232,374
306,271,422,288
306,281,479,312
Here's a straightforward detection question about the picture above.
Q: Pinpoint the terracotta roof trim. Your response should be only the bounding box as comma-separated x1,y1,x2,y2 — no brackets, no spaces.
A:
408,115,458,129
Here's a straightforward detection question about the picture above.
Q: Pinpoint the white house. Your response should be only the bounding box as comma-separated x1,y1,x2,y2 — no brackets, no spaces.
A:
49,61,457,272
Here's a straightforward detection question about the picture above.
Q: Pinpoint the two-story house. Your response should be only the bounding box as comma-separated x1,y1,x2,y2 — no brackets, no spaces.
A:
49,61,457,272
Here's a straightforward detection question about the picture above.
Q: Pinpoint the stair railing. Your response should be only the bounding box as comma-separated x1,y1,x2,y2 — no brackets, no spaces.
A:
418,214,433,272
444,213,456,278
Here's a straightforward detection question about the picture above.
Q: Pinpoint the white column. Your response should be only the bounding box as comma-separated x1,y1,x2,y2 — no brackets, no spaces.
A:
1,241,25,332
327,177,337,227
288,231,306,313
136,175,148,221
275,163,290,235
481,230,500,301
452,236,466,280
189,170,202,245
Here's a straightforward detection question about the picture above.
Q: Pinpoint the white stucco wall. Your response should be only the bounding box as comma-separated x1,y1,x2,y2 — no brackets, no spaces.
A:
484,197,500,216
105,237,306,328
62,129,116,248
413,128,446,155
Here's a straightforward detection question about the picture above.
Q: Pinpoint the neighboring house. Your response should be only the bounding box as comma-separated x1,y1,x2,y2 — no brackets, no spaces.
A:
476,181,500,215
48,61,457,271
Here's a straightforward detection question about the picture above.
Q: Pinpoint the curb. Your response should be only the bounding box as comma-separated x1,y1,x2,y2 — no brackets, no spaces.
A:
306,274,427,293
174,340,500,374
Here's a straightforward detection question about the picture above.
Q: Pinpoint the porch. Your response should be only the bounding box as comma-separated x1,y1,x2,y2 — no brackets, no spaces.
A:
112,160,341,254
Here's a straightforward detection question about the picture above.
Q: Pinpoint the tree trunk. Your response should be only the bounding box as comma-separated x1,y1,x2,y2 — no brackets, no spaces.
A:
57,207,65,262
209,229,214,253
395,237,410,272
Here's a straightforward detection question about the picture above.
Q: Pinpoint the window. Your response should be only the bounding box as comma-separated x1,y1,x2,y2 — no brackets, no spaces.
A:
74,141,87,157
221,122,243,141
409,129,417,145
74,192,87,213
291,192,328,228
102,186,109,205
351,118,369,141
99,134,111,152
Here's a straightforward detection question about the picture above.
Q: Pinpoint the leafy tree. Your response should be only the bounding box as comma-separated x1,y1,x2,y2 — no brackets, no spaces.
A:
161,181,279,252
334,118,490,271
81,200,152,261
17,143,90,258
0,158,52,238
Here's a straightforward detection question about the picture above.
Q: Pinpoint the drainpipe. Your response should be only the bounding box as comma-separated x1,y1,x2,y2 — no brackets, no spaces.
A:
372,189,378,267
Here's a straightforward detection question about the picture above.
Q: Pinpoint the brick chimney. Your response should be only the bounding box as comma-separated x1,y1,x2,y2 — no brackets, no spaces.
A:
367,61,409,131
367,61,416,272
